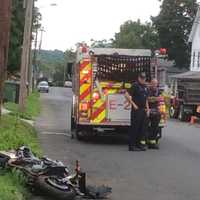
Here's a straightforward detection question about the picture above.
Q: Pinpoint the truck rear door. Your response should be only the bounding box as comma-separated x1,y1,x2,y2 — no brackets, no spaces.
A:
107,94,131,122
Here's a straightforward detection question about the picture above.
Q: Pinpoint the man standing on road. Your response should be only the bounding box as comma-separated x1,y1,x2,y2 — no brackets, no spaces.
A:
148,79,161,149
125,72,149,151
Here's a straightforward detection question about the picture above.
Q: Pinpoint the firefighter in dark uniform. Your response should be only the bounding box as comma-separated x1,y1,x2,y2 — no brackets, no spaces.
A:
148,79,161,149
125,72,150,151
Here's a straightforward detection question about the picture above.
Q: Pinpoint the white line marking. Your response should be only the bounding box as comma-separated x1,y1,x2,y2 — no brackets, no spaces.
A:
40,131,71,137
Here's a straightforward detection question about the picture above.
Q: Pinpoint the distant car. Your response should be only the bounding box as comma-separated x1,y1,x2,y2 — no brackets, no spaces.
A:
64,81,72,88
37,81,49,93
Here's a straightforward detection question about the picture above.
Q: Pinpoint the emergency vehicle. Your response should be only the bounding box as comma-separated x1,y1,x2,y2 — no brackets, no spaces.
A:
71,44,165,139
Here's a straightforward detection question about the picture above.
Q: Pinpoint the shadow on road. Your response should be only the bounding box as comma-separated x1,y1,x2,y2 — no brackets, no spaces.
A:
75,134,128,145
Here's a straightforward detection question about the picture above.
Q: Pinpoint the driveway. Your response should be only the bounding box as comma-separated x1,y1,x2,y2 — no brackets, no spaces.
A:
35,87,200,200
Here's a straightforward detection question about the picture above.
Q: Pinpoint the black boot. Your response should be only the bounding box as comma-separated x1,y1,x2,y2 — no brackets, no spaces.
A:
129,146,143,152
148,143,159,150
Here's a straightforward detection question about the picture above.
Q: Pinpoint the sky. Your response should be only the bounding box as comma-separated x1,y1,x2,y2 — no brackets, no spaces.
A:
36,0,161,51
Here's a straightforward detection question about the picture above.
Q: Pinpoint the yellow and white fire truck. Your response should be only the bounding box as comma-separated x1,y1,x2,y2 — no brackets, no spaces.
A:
71,44,158,139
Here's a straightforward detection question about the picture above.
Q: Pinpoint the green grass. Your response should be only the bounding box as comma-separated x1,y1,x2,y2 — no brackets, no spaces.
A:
5,91,40,120
0,92,42,200
0,115,42,200
0,170,30,200
0,115,41,155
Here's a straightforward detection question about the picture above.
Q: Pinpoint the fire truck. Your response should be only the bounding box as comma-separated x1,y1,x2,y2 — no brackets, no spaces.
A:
71,44,165,140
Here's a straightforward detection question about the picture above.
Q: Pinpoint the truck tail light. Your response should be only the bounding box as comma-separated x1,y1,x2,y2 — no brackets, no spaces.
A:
92,92,100,101
80,102,89,118
82,69,89,75
80,102,89,111
160,48,167,55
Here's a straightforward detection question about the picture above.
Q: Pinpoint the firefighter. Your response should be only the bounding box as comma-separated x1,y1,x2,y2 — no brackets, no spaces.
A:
125,72,150,151
148,79,161,149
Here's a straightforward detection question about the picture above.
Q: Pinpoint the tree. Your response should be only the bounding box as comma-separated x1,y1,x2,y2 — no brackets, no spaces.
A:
90,39,113,48
64,49,76,80
7,0,41,74
7,0,25,73
0,0,12,116
113,20,160,50
152,0,198,68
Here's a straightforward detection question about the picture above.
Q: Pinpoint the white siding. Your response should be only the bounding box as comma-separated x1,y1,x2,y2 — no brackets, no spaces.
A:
190,23,200,72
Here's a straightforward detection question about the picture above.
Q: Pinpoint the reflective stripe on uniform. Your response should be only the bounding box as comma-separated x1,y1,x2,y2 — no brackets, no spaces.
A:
149,140,157,144
140,140,146,145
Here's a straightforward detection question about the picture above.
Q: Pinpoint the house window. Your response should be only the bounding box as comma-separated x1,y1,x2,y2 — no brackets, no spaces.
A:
198,52,200,68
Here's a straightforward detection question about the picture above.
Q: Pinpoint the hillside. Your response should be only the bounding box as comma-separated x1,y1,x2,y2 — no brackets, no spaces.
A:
38,49,65,65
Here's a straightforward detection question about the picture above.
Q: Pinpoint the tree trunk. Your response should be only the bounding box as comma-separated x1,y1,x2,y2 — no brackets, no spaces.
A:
0,0,12,117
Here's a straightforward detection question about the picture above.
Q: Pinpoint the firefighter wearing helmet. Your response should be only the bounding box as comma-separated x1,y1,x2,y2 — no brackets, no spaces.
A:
147,78,161,149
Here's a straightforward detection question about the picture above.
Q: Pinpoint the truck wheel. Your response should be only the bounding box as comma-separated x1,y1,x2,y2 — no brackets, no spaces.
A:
70,102,76,139
76,130,85,141
178,105,186,121
76,126,92,141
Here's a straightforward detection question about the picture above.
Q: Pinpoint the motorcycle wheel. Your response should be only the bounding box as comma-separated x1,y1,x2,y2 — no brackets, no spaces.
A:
36,176,76,200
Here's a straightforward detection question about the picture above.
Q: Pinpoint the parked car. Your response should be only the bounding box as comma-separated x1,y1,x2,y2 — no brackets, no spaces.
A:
64,81,72,88
37,81,49,93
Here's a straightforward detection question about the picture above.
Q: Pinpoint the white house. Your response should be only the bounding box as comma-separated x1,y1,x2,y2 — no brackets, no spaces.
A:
189,8,200,72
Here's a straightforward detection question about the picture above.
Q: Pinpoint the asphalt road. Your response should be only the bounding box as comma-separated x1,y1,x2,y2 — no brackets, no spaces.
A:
35,87,200,200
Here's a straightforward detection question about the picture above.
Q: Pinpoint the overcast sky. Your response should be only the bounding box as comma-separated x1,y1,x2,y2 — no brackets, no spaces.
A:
36,0,161,51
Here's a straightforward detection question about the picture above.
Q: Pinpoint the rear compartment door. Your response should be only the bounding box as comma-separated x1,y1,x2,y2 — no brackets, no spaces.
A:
107,94,131,122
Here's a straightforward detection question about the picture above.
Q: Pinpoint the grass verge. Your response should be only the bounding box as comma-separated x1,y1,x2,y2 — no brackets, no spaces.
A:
5,91,40,120
0,91,41,200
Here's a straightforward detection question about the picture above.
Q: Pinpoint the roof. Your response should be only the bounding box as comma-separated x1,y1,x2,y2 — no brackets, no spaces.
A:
92,48,151,57
189,8,200,42
170,71,200,80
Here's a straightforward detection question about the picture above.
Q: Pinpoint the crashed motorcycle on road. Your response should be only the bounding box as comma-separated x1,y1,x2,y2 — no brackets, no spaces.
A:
0,146,111,200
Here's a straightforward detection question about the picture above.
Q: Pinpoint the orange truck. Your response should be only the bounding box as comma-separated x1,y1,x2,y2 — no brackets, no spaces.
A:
71,44,161,139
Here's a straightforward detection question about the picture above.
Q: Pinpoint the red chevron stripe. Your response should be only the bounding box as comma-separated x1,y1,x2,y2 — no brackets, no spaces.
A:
80,61,90,71
80,86,91,100
80,71,91,85
92,103,106,119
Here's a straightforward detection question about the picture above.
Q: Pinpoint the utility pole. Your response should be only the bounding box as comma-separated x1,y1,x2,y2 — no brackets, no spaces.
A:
0,0,12,116
32,20,39,89
19,0,34,112
36,28,45,80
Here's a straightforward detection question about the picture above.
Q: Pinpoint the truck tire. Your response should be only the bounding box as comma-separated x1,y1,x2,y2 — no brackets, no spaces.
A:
76,130,85,141
70,103,76,139
76,126,92,141
71,116,76,139
178,105,187,121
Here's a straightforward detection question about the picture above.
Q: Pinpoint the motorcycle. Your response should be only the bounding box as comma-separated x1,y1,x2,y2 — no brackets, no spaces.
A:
0,146,111,200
